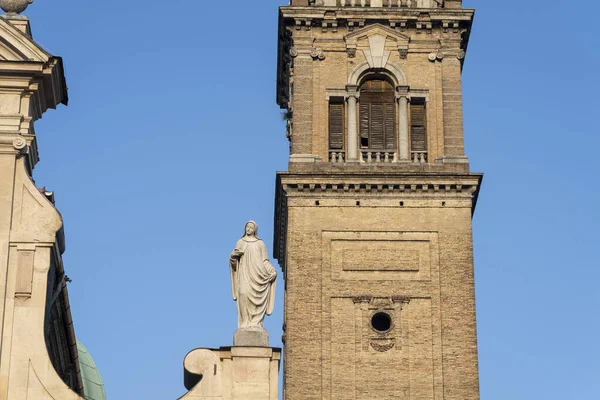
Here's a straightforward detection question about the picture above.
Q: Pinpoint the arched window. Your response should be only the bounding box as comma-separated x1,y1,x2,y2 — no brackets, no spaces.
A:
327,69,428,163
359,78,396,151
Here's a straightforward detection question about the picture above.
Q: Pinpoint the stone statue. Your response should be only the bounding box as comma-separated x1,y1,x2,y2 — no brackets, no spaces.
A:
230,221,277,345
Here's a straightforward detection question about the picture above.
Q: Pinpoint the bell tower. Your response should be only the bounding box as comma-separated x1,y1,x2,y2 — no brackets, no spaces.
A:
275,1,482,399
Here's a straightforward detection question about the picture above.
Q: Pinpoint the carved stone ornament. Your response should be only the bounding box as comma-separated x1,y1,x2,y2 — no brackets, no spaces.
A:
457,50,466,60
347,48,356,58
13,137,26,150
370,341,395,353
0,0,33,14
363,34,391,69
353,295,373,304
289,48,298,58
428,52,438,62
310,47,326,60
399,48,408,59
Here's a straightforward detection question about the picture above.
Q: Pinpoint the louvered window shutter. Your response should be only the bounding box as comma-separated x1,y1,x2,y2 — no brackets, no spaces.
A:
329,102,344,150
360,103,369,147
384,103,396,150
410,100,427,152
359,78,396,150
370,103,385,149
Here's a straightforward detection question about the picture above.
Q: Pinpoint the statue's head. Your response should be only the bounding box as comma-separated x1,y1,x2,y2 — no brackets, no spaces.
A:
244,221,258,238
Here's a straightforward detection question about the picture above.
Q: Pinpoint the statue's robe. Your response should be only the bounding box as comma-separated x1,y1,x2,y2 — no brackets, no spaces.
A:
230,237,277,329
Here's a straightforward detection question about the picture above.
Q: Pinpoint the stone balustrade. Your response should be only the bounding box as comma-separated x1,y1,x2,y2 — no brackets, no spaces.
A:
362,150,396,163
412,151,427,163
313,0,442,8
330,151,346,163
328,149,430,164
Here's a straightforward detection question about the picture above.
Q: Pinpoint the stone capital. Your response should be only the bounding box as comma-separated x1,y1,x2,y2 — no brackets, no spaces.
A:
395,85,410,99
291,47,317,58
345,84,359,99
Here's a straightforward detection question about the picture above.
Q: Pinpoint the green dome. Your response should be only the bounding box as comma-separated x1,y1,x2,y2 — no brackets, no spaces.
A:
76,340,107,400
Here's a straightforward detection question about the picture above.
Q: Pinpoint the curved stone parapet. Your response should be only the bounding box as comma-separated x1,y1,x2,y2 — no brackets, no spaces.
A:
179,347,280,400
182,348,222,398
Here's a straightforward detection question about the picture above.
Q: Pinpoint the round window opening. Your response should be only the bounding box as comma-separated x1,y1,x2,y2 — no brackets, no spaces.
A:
371,312,392,333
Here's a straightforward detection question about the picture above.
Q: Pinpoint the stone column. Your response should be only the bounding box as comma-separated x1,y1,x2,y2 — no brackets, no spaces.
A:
346,85,359,162
396,86,410,161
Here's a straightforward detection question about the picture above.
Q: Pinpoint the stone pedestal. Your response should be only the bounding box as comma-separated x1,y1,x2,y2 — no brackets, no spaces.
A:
181,346,280,400
234,328,269,347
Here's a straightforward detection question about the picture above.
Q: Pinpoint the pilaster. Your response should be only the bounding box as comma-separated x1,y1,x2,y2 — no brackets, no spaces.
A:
289,43,316,163
436,32,469,162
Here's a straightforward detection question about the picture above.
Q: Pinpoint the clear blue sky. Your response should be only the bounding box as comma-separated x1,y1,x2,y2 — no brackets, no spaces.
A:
24,0,600,399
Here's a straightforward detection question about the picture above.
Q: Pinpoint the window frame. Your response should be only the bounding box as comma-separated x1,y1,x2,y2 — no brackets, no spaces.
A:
358,77,397,151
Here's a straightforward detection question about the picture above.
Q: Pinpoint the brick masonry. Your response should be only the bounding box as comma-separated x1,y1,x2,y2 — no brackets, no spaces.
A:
275,2,481,399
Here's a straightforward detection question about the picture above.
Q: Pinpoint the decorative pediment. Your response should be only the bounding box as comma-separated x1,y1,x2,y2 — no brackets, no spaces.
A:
345,24,410,66
0,18,52,63
0,18,50,62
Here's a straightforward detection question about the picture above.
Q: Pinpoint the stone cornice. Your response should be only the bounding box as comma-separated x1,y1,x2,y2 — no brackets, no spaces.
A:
273,172,482,271
277,6,472,107
279,6,473,38
278,172,482,198
280,6,475,23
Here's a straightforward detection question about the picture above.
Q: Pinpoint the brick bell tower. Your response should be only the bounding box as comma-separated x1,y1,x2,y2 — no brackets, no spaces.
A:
274,1,482,399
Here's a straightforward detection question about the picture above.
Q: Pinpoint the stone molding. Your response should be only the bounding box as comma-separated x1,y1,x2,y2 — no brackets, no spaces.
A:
327,85,428,101
275,172,483,201
282,181,478,196
0,19,68,167
428,48,466,62
348,60,407,86
309,0,444,6
282,7,474,31
276,7,471,107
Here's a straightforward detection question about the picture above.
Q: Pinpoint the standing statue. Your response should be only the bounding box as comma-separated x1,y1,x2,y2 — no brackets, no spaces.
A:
230,221,277,335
